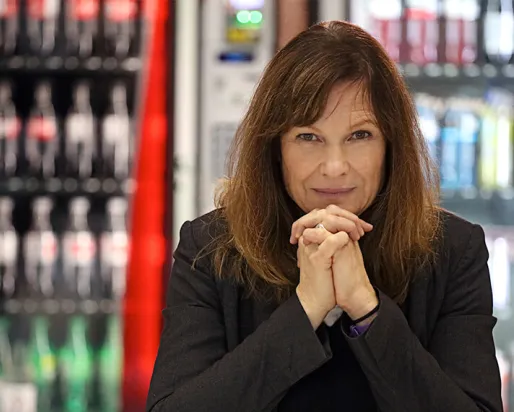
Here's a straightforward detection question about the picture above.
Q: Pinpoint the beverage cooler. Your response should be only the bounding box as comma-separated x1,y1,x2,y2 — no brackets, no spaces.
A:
0,0,170,411
342,0,514,409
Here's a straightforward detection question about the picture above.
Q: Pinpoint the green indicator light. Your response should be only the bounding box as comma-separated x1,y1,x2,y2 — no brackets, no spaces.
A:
236,10,251,24
250,10,263,24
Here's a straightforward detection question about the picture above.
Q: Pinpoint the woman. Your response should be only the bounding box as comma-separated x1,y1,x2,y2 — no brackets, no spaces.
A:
147,21,502,412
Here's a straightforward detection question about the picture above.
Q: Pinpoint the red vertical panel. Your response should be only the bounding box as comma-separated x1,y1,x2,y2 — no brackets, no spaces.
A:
122,0,169,410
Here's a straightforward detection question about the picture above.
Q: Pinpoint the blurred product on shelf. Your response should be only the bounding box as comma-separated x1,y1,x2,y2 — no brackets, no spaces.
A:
0,194,129,411
0,0,140,62
62,197,97,300
27,0,61,55
405,0,440,64
443,0,480,64
23,197,58,299
0,0,147,410
415,91,514,193
484,0,514,64
102,82,132,180
66,0,100,58
66,82,96,179
100,197,129,300
26,81,59,179
0,197,17,299
367,0,402,62
355,0,514,66
104,0,138,58
0,0,18,56
0,77,134,184
0,80,20,177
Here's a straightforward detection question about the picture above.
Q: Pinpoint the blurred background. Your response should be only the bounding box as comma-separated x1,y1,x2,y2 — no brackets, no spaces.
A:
0,0,513,410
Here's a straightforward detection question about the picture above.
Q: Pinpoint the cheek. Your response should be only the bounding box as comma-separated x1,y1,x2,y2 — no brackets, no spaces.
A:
281,146,315,188
356,147,386,189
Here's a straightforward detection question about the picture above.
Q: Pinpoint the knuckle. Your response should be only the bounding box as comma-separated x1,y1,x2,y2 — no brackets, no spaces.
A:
335,231,348,242
326,204,339,213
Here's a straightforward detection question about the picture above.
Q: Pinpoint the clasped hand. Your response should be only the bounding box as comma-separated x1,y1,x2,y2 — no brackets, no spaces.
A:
290,205,378,329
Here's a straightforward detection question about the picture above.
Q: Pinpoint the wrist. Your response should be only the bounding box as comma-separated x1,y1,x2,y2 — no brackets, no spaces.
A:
296,288,330,330
341,285,379,321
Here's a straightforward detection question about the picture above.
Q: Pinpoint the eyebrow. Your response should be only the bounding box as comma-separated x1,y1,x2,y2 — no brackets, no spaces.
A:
350,118,379,129
304,118,378,134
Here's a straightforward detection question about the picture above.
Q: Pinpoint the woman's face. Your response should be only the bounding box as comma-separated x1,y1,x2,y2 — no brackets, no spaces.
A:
280,81,386,216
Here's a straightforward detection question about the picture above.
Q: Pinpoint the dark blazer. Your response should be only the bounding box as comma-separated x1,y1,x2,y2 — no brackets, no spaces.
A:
146,209,503,412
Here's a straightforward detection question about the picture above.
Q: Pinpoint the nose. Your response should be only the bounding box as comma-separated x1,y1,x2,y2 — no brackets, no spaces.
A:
320,146,350,177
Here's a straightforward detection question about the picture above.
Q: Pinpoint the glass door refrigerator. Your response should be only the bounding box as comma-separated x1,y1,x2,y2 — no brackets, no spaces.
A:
0,0,171,411
346,0,514,409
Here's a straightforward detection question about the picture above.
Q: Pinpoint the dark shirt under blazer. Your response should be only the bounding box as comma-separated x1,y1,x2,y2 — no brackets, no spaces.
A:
146,209,503,412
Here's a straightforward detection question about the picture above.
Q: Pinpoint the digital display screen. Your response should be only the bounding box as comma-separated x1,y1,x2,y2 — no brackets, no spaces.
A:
225,0,264,44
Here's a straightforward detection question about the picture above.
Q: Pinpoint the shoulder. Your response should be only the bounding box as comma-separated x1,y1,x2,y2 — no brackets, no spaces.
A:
185,209,228,250
437,208,487,268
175,209,228,273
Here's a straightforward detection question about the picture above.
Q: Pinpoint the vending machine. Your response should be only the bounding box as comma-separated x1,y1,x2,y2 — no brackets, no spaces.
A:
0,0,171,411
196,0,277,216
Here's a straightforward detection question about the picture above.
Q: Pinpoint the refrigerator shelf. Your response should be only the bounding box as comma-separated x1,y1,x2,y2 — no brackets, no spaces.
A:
0,56,142,74
398,63,514,81
0,298,121,316
0,178,135,197
441,188,514,226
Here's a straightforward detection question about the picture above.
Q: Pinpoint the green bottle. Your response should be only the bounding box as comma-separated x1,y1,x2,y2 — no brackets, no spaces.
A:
98,314,122,411
30,316,57,412
0,318,11,380
60,315,93,412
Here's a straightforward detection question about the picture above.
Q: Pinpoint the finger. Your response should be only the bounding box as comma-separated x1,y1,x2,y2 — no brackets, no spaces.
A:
291,207,372,243
293,214,362,243
325,204,373,232
321,214,361,241
312,231,350,263
290,209,321,243
302,227,331,246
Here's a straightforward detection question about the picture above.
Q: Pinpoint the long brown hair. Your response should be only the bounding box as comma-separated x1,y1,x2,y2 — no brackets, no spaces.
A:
203,20,441,305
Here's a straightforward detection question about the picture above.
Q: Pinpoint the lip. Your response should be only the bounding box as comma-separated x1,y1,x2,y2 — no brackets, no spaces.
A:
313,187,355,195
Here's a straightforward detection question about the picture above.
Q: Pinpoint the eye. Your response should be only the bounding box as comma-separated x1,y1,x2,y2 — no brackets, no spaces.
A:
350,130,372,140
296,133,320,142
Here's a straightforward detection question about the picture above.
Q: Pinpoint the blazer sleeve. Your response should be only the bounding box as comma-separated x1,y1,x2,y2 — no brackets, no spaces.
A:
146,220,332,412
344,224,503,412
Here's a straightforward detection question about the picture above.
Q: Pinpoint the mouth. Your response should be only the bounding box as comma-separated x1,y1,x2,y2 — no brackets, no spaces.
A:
312,187,356,196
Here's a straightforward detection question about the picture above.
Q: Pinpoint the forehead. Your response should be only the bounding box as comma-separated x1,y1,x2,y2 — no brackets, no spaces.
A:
319,81,375,122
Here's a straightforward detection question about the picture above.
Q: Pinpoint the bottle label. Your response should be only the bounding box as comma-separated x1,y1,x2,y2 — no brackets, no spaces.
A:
103,115,130,143
27,117,57,141
67,232,97,265
102,232,129,267
0,116,21,139
0,0,18,17
105,0,137,22
69,0,99,20
27,0,60,19
66,114,95,143
40,232,57,265
0,231,17,264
